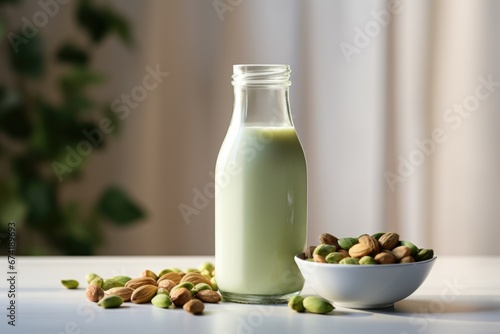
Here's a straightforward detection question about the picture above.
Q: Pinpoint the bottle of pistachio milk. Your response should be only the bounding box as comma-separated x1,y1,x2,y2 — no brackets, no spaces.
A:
215,64,307,304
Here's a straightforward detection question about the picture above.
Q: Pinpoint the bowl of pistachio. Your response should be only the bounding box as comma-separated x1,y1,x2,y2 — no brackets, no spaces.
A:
295,232,436,309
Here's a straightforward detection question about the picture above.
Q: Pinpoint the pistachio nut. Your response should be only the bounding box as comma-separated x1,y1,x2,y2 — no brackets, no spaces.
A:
339,257,359,265
151,294,172,308
85,273,101,284
313,244,336,262
172,282,194,292
157,268,173,277
103,278,124,291
112,275,132,285
61,279,79,289
210,277,218,291
156,288,169,295
303,296,334,314
415,248,434,262
338,237,359,250
198,262,215,273
359,256,376,265
90,277,104,288
288,295,305,312
97,295,123,309
194,283,212,292
325,252,347,264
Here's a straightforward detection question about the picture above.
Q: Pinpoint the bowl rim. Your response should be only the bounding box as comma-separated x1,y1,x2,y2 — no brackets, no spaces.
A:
295,253,437,268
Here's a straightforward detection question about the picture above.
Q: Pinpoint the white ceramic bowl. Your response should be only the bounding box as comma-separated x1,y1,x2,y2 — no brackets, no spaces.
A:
295,254,436,309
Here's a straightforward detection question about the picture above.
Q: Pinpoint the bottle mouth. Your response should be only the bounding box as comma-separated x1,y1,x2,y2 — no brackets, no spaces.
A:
232,64,291,87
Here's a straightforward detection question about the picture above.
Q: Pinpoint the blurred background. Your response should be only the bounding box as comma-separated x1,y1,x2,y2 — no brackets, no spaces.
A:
0,0,499,255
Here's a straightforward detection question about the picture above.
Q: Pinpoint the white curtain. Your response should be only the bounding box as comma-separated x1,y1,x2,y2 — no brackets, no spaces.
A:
60,0,500,255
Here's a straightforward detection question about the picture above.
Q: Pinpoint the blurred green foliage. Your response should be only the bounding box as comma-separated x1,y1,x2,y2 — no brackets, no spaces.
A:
0,0,144,255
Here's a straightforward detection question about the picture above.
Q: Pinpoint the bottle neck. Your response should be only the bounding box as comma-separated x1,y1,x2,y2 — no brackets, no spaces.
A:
231,85,293,127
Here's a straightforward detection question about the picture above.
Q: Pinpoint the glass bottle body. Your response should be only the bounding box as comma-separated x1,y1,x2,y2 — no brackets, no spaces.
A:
215,65,307,303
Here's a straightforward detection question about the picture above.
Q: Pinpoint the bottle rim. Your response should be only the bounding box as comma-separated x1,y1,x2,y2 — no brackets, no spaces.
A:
232,64,291,87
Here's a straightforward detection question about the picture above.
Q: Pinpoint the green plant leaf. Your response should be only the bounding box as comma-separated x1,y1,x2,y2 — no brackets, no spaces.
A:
77,0,111,43
0,101,32,140
9,32,44,77
97,186,144,225
107,9,132,45
57,42,89,66
60,67,105,94
76,0,131,44
20,179,56,228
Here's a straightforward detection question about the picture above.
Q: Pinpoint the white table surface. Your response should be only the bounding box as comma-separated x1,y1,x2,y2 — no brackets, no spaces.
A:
1,256,499,334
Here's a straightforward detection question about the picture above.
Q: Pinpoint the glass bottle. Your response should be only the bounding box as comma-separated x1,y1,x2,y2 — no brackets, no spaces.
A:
215,64,307,303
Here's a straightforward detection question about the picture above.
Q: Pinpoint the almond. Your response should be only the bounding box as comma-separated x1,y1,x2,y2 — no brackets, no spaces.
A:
157,272,182,285
131,285,158,304
195,290,221,303
180,273,213,289
125,277,157,290
105,287,134,302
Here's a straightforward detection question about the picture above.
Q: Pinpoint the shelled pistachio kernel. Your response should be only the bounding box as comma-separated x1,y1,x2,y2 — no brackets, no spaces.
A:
103,278,124,291
288,295,305,312
151,294,172,308
90,277,104,288
98,295,123,309
325,252,347,264
112,276,132,285
359,256,376,265
313,244,336,263
339,257,359,265
61,279,79,289
210,277,218,291
85,273,101,284
303,296,334,314
195,283,212,292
